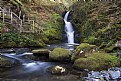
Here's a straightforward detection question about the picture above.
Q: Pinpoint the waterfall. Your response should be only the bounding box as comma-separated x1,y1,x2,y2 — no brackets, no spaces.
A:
64,11,74,44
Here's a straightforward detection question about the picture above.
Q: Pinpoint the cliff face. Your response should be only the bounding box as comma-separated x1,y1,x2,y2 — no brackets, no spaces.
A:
70,1,121,49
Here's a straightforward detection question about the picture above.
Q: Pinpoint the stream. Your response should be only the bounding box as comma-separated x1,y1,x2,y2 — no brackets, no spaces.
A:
0,44,81,81
0,44,121,81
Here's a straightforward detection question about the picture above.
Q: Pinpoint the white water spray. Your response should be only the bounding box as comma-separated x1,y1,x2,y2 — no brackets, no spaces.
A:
64,11,74,44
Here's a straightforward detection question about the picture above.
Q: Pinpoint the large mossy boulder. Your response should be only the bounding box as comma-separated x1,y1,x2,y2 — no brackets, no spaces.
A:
49,48,70,61
72,43,97,60
32,49,50,58
73,52,119,71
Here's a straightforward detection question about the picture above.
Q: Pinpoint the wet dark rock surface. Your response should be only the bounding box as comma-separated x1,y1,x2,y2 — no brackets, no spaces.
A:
32,49,50,58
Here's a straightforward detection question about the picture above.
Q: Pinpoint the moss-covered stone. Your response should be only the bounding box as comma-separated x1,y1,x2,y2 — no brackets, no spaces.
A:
72,43,97,60
73,52,119,71
49,48,70,61
32,49,50,58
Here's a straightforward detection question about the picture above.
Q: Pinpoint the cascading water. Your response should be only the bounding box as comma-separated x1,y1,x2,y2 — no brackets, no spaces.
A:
64,11,74,44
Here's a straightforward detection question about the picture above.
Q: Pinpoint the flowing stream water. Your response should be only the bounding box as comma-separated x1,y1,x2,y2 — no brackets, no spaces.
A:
0,48,80,81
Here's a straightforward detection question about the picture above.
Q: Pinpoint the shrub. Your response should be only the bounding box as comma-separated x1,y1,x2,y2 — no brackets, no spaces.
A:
1,32,45,47
49,48,70,61
73,52,119,70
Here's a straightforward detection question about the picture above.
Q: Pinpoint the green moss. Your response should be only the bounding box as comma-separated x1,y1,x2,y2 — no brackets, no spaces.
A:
74,43,90,54
104,46,116,53
72,43,97,60
42,13,63,43
1,32,45,47
32,49,50,54
49,48,70,61
70,1,121,49
10,0,23,7
73,52,119,70
84,36,96,44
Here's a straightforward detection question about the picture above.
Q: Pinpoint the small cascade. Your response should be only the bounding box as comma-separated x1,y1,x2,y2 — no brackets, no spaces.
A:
64,11,74,44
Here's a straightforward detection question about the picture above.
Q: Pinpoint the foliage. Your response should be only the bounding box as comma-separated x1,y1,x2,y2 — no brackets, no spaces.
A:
49,48,70,61
84,36,97,44
0,32,45,47
10,0,23,7
95,23,121,49
70,1,121,50
74,43,90,55
73,52,120,70
42,13,63,43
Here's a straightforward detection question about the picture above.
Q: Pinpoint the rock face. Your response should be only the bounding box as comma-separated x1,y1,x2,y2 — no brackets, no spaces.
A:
49,48,70,61
70,1,121,50
32,49,50,58
48,65,67,75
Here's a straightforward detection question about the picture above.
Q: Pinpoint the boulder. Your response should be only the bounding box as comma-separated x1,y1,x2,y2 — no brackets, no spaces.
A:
73,52,119,71
0,56,20,68
0,48,15,53
16,48,29,54
48,65,67,75
71,43,97,60
49,48,70,61
32,49,50,58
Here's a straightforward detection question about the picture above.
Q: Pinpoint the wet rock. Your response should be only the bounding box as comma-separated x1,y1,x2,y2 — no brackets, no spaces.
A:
0,56,20,68
100,71,110,81
83,67,121,81
108,68,121,80
70,69,88,77
83,71,108,81
32,49,50,58
48,65,67,75
16,48,30,54
0,48,15,53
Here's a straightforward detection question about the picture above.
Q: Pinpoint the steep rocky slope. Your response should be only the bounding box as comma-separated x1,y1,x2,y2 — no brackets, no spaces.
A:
0,0,78,47
70,1,121,51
